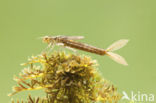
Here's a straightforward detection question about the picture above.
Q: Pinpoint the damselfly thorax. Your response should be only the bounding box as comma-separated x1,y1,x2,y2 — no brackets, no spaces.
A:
42,35,129,66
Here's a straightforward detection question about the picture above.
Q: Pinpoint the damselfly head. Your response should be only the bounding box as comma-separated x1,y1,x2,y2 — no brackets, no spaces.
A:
42,36,52,44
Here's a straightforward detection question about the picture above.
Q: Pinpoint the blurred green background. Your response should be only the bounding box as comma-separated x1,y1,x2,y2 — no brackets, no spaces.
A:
0,0,155,102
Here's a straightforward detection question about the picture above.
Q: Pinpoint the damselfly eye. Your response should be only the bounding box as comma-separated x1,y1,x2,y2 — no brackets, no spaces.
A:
43,36,50,43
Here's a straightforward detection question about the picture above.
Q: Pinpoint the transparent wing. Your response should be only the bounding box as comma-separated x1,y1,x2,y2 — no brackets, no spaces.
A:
106,39,129,52
106,52,128,66
38,35,84,40
61,36,85,40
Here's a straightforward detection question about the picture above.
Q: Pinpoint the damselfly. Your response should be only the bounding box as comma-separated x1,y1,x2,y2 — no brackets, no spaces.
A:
41,35,129,66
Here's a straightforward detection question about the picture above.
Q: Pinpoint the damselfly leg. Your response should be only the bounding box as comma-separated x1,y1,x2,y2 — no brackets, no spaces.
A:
42,42,55,54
